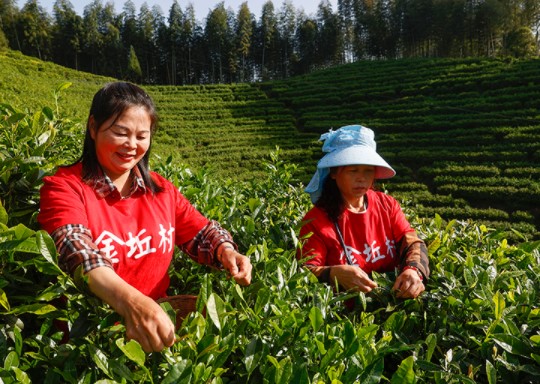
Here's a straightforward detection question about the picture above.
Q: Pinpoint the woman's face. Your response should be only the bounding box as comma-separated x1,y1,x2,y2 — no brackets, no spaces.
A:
90,106,152,182
331,165,376,202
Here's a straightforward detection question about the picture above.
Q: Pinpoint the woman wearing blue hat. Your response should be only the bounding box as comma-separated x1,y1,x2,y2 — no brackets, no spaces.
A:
299,125,429,299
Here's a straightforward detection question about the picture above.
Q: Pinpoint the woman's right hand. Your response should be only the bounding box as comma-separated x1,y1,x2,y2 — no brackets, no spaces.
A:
119,293,176,352
329,264,378,292
86,267,176,353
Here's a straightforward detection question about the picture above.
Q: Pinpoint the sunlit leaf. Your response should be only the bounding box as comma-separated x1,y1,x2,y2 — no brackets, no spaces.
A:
4,351,19,370
88,344,111,377
309,306,324,332
116,338,146,367
486,360,496,384
162,359,193,384
0,288,10,311
206,293,225,331
492,333,532,356
493,291,505,320
390,356,415,384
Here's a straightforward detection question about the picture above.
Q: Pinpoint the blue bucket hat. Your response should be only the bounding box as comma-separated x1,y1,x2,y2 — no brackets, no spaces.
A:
305,125,395,203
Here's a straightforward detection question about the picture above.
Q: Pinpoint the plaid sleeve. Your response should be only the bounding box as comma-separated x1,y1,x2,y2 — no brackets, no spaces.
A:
179,220,237,266
398,231,430,280
50,224,114,276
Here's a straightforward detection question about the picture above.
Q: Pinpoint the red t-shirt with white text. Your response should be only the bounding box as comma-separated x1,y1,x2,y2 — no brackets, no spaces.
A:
38,163,209,299
299,189,414,273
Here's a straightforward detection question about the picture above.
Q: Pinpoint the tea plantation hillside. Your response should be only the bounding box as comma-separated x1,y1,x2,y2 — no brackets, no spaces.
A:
146,84,319,180
260,58,540,240
0,50,114,118
0,50,538,239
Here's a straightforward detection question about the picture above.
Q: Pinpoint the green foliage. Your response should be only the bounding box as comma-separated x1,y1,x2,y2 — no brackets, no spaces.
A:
0,86,82,227
0,29,8,51
503,27,538,58
0,108,539,383
127,45,142,83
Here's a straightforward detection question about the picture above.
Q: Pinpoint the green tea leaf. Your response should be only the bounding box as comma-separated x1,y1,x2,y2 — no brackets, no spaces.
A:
116,338,146,367
12,367,31,384
254,287,270,315
342,320,359,357
88,344,111,377
4,351,19,370
36,230,59,268
320,342,341,370
427,236,441,256
0,200,7,225
0,288,10,311
425,333,437,362
390,355,415,384
197,274,211,313
309,306,324,333
162,359,193,384
493,291,505,321
55,82,73,93
486,360,496,384
206,293,224,331
11,303,57,315
492,333,532,356
244,336,262,375
358,358,384,384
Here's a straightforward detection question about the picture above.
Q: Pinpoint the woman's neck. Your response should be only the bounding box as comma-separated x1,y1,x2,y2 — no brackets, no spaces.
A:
344,195,367,213
110,171,133,197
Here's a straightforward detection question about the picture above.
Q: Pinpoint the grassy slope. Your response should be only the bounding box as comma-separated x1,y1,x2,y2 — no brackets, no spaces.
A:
0,50,114,120
0,50,538,239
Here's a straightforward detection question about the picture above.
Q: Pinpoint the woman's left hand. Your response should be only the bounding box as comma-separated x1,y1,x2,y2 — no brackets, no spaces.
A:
218,246,252,286
392,269,425,299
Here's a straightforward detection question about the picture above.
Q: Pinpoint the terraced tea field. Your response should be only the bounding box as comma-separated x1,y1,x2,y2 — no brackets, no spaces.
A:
147,84,319,181
260,58,540,240
1,50,538,239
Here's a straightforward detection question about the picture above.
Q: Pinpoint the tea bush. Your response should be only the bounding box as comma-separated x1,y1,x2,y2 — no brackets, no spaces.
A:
0,103,539,383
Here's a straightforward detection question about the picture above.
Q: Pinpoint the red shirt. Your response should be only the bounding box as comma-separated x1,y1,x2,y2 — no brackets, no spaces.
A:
299,189,414,273
38,163,209,299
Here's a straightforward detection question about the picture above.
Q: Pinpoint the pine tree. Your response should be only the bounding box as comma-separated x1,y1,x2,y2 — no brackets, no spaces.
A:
127,44,142,82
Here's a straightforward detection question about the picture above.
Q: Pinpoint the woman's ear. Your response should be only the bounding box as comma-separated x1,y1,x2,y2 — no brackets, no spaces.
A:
88,116,97,140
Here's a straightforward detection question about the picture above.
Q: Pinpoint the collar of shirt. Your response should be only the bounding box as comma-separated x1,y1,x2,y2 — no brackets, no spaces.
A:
87,166,147,199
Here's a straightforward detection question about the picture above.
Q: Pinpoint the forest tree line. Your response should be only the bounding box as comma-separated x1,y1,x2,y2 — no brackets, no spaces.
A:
0,0,539,85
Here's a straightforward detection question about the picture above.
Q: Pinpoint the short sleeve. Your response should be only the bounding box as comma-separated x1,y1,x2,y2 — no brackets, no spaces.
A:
298,213,329,267
38,171,89,234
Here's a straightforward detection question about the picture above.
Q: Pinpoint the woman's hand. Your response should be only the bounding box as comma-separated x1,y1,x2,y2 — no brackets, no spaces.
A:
392,268,425,298
329,264,378,293
86,267,176,353
217,245,252,286
120,293,176,352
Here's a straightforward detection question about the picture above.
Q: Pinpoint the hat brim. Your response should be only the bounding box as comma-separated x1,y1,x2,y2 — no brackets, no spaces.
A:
318,145,395,179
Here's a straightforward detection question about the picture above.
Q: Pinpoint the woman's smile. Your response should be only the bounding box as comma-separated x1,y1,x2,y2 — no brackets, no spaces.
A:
90,106,152,190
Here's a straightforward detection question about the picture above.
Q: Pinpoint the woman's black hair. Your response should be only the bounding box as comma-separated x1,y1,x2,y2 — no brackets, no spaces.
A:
315,168,344,222
78,81,163,194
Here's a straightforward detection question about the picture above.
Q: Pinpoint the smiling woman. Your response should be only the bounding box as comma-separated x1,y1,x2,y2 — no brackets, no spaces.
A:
89,106,152,196
37,81,252,353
